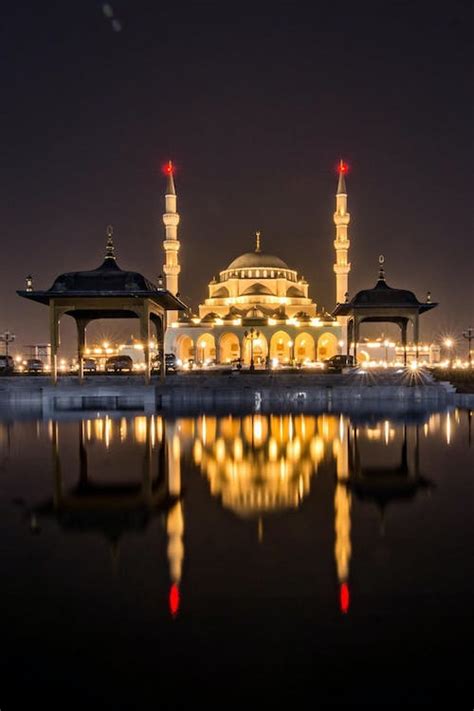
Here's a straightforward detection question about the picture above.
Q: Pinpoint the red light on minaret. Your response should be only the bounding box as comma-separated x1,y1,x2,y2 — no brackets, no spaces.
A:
340,582,350,614
169,583,180,617
162,160,174,176
338,159,349,175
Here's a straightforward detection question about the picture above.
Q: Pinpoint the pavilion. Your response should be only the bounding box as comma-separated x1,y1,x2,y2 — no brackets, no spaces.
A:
333,256,437,364
17,228,187,382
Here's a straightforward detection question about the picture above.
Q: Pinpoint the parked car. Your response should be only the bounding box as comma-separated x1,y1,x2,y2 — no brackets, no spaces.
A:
105,355,133,372
324,354,356,372
0,355,14,374
25,358,44,374
83,358,97,373
151,353,178,373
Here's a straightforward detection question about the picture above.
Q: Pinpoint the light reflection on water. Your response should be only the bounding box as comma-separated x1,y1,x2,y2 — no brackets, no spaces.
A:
0,406,472,705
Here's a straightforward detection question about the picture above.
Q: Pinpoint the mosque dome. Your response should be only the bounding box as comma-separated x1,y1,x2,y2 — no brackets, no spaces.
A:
226,251,289,271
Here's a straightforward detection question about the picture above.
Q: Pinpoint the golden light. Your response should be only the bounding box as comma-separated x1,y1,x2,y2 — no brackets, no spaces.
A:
444,338,453,348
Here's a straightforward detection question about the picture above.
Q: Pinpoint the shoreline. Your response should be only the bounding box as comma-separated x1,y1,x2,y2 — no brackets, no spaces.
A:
1,372,472,415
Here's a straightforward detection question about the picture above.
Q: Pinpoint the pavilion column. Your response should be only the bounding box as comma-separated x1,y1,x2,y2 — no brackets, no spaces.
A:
413,315,420,361
158,316,165,380
401,321,408,366
353,317,359,362
76,318,88,382
347,319,353,357
151,313,165,380
49,302,60,384
140,304,151,384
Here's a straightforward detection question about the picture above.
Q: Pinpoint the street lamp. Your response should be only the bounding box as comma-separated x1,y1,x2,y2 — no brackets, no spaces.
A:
288,340,294,366
244,328,260,371
444,338,453,368
0,330,15,357
462,328,473,368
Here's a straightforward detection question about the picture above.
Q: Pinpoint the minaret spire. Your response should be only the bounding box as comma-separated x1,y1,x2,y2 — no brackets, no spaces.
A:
162,160,181,327
255,230,261,253
333,159,351,348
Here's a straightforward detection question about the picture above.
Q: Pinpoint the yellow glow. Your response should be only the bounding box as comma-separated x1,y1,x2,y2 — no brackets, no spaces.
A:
171,322,179,328
268,318,277,326
446,413,451,445
268,437,278,461
134,417,147,444
233,318,242,325
233,438,243,461
215,438,226,463
192,317,201,324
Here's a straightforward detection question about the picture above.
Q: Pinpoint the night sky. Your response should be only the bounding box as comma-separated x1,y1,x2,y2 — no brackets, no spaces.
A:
1,1,472,353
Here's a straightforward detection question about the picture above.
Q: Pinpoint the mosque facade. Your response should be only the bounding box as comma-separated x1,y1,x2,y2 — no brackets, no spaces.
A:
163,161,351,366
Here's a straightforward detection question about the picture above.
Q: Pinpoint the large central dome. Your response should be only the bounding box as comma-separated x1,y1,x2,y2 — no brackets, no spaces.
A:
226,250,289,271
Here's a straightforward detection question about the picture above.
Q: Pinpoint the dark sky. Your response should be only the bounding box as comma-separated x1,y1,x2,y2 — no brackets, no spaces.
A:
1,1,472,352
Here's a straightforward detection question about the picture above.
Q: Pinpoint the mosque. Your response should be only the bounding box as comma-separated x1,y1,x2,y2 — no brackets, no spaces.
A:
163,161,352,366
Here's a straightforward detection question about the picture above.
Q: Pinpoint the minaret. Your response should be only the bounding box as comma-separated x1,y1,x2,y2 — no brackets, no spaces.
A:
333,159,351,348
333,159,351,304
162,160,181,327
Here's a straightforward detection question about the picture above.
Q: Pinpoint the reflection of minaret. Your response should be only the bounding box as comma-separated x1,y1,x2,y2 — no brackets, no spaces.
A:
162,161,181,327
165,421,184,617
333,159,351,348
334,416,351,614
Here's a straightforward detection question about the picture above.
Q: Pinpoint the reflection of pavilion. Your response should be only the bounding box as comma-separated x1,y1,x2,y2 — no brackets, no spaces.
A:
29,418,184,616
346,421,432,515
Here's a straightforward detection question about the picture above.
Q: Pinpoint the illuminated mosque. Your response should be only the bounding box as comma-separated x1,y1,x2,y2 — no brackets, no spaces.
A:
163,161,352,365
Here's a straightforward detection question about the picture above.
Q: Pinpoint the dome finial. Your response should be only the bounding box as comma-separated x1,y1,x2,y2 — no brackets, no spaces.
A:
255,230,261,253
105,225,116,260
378,254,385,281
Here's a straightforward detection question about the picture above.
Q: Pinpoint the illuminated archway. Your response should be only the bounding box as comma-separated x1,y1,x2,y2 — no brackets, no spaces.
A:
317,332,338,361
176,335,195,363
294,332,315,364
269,331,292,363
196,333,216,365
219,332,240,363
242,332,268,366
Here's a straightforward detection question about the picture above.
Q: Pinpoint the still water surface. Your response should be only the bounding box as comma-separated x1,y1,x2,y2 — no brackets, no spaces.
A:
0,406,472,706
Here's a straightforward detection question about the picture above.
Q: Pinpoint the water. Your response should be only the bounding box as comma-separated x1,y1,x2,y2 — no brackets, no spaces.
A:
0,406,472,707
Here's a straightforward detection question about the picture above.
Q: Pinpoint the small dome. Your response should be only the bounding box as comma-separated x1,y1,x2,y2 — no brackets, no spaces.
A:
295,311,311,321
245,307,265,319
241,283,274,296
227,250,289,271
212,286,229,298
201,312,219,322
287,286,304,298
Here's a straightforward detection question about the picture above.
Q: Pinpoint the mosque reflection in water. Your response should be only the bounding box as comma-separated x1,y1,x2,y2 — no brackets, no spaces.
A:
17,407,470,617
